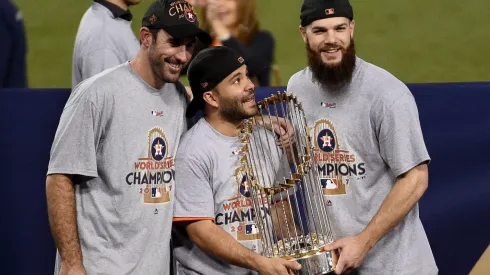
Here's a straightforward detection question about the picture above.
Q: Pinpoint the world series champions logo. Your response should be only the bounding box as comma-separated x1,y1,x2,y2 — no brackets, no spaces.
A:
125,127,175,204
168,0,197,23
312,119,366,196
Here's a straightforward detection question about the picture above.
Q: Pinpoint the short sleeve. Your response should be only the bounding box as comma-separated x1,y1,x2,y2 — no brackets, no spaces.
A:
80,48,124,80
47,93,104,178
379,93,430,177
173,155,215,222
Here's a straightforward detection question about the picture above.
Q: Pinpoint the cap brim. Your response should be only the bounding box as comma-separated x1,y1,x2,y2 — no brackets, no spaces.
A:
164,25,212,46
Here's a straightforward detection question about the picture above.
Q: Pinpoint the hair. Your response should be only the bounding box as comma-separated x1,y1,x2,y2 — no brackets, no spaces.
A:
200,0,260,45
149,28,160,43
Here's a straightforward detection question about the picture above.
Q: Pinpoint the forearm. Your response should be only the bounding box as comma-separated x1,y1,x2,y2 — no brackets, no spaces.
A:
46,174,83,268
360,164,428,248
186,220,264,270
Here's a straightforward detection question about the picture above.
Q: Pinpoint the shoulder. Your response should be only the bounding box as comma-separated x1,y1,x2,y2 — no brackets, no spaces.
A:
255,30,274,40
287,67,311,90
75,6,128,52
251,30,275,44
176,119,213,161
358,58,413,105
68,63,131,108
0,0,20,25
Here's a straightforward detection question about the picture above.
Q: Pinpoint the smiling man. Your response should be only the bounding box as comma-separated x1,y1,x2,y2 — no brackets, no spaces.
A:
172,46,302,275
46,1,211,274
286,0,438,274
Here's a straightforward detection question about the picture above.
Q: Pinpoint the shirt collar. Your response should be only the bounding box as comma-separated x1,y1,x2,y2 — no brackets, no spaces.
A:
94,0,133,21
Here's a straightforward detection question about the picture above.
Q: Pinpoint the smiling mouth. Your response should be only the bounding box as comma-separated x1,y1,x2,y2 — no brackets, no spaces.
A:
168,63,182,70
243,94,256,103
323,48,341,54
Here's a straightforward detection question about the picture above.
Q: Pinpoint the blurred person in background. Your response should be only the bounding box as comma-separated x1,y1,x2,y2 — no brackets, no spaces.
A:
71,0,141,88
0,0,28,88
200,0,276,87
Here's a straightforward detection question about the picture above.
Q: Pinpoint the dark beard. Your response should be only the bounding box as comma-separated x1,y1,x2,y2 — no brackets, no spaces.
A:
306,39,357,91
148,44,166,83
218,89,258,123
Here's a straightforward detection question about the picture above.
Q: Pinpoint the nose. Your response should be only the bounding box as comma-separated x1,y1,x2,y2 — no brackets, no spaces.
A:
246,77,255,91
324,30,337,45
174,45,189,64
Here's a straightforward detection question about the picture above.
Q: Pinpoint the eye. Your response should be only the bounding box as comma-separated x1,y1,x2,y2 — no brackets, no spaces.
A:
186,42,195,51
336,26,346,32
234,77,241,85
169,38,185,47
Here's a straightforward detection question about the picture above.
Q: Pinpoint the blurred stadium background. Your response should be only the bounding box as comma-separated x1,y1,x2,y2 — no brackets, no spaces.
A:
14,0,490,88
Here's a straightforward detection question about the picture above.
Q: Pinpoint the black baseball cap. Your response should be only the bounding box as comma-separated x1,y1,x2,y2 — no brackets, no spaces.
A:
142,0,211,45
185,46,246,118
300,0,354,27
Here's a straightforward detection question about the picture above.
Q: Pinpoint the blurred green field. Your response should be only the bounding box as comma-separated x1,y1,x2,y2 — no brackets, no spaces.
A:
15,0,490,88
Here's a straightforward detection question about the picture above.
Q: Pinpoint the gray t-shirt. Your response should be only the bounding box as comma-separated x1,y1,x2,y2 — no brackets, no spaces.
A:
172,118,285,275
72,2,140,88
286,57,438,275
47,61,188,275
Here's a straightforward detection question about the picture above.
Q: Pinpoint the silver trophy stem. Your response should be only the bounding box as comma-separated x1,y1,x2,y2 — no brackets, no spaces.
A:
246,138,278,256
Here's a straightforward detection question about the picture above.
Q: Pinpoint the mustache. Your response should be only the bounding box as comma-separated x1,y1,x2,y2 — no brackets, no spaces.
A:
163,57,185,65
306,38,357,91
242,88,256,101
319,43,345,51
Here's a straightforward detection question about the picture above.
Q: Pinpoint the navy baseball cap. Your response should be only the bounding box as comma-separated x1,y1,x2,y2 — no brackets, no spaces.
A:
185,46,246,118
142,0,211,45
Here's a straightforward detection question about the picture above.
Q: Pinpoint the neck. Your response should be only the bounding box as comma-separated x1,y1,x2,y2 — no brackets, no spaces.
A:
130,52,166,90
205,112,243,137
106,0,128,10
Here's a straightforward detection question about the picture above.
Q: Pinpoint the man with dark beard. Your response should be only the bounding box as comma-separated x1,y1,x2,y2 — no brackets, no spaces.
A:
172,46,302,275
287,0,438,275
45,1,211,274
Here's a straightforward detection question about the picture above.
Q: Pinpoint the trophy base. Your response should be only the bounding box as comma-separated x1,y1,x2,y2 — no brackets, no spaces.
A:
295,251,335,275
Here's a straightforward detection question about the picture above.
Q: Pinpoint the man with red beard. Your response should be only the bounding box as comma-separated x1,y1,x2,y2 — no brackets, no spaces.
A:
287,0,438,274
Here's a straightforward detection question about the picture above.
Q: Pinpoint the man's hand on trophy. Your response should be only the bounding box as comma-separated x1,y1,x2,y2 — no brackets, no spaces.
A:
324,234,372,274
253,116,296,148
255,257,302,275
272,118,295,148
